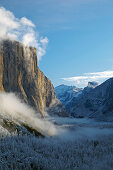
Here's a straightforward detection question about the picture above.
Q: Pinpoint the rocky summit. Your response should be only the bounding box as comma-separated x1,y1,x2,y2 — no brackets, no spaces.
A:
0,40,66,117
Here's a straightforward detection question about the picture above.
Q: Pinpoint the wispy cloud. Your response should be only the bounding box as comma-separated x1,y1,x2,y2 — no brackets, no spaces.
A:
0,7,48,61
20,17,35,27
62,70,113,87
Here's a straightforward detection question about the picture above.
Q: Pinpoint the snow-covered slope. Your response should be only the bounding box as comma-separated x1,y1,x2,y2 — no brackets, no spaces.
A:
55,84,83,103
55,82,99,117
55,85,83,115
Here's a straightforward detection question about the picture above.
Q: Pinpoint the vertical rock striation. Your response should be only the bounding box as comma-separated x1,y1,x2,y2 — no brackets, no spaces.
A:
0,40,66,117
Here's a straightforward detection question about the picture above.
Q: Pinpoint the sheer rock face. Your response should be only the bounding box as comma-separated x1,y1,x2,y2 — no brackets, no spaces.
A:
0,40,66,117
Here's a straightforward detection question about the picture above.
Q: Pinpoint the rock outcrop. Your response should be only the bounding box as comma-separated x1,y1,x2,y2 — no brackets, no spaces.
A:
0,40,66,117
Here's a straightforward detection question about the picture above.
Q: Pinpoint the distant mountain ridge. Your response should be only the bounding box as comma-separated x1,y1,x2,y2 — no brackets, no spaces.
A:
55,79,113,121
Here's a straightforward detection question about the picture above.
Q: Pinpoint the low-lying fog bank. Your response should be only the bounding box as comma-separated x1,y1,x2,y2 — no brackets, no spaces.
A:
0,92,57,137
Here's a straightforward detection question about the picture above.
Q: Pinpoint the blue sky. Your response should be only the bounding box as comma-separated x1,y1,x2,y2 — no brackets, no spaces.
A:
0,0,113,87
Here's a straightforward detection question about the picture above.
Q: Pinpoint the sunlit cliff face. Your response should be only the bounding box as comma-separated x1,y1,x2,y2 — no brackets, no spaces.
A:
0,40,56,116
0,40,66,117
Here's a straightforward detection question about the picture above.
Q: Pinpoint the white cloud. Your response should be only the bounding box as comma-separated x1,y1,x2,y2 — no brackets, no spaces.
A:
0,7,19,40
22,30,38,47
62,70,113,87
0,7,48,61
20,17,35,27
37,37,49,60
40,37,49,44
85,71,113,77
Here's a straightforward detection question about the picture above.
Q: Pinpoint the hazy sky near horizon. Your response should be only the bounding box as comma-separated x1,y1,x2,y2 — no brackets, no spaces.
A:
0,0,113,87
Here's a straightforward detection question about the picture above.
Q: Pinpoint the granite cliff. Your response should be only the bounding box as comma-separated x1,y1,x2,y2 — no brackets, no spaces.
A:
0,40,66,117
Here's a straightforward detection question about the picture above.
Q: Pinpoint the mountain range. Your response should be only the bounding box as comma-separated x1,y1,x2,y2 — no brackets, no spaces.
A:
55,80,113,121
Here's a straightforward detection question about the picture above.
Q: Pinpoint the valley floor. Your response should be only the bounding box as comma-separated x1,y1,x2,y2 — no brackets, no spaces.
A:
1,117,113,170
